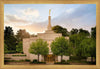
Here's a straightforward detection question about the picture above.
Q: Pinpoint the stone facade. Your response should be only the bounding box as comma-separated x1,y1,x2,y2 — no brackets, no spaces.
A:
23,13,69,62
4,54,27,60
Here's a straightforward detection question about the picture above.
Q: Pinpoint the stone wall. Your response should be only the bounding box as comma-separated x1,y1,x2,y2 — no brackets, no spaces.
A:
63,56,69,61
4,54,27,60
23,30,70,62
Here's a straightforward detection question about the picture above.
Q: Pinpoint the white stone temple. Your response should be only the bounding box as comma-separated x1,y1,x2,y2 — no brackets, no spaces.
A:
23,10,69,63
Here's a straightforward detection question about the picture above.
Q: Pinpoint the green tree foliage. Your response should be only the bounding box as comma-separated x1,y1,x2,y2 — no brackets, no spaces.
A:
69,28,90,57
71,28,78,35
16,29,30,41
91,26,96,62
4,26,17,51
16,41,23,53
52,25,68,36
4,26,14,37
69,34,87,57
4,43,8,54
51,36,69,61
67,42,74,56
29,38,49,62
69,27,96,62
79,28,90,36
80,38,96,62
91,27,96,39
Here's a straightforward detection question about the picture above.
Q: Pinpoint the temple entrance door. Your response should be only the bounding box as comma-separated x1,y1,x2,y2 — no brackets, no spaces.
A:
44,55,55,64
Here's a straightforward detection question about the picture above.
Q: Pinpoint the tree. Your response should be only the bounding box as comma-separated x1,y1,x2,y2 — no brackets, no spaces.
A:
51,36,69,61
16,29,30,41
67,42,74,56
91,27,96,39
91,26,96,62
29,38,49,62
16,41,23,53
4,26,17,51
69,34,87,57
4,35,17,51
4,26,14,37
79,28,90,36
80,38,96,62
52,25,68,36
4,43,8,54
71,28,78,35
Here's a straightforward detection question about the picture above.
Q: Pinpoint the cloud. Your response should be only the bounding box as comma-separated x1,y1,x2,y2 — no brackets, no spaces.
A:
16,21,47,34
5,14,30,23
66,8,75,14
51,4,96,32
22,8,39,18
4,8,40,26
4,4,96,35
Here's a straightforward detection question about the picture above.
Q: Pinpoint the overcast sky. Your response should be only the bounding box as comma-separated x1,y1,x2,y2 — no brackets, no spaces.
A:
4,4,96,35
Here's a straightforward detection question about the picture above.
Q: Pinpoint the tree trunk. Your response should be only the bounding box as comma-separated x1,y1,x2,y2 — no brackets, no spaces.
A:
61,55,63,62
91,56,93,63
38,54,39,62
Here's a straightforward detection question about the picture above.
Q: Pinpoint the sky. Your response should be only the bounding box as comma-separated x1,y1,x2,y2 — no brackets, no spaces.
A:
4,4,96,35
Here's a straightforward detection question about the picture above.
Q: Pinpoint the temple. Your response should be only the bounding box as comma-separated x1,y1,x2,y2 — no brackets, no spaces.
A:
23,10,69,63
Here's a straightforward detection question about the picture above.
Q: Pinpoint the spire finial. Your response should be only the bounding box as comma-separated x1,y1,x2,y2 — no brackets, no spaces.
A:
49,9,51,16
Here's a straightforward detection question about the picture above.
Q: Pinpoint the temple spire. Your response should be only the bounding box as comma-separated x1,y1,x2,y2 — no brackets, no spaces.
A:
49,9,51,16
47,9,52,30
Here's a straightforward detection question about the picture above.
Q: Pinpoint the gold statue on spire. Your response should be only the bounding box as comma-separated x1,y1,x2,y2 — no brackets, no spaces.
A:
49,9,51,16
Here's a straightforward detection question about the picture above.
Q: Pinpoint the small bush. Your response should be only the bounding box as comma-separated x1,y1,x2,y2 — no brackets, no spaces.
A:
70,56,82,60
4,60,26,62
4,57,11,59
25,59,30,62
54,60,70,64
5,50,16,54
4,60,9,62
12,54,26,57
32,59,38,63
61,60,66,62
4,60,15,62
67,60,70,63
37,62,46,64
30,59,46,64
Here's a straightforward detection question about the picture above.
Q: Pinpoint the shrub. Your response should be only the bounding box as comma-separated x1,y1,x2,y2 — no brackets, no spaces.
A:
4,57,11,59
32,59,38,63
54,60,69,64
61,60,66,62
30,59,46,64
25,59,30,62
4,60,26,62
4,60,16,62
6,50,16,54
70,56,87,60
70,56,82,60
12,54,26,57
67,60,70,63
38,62,46,64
